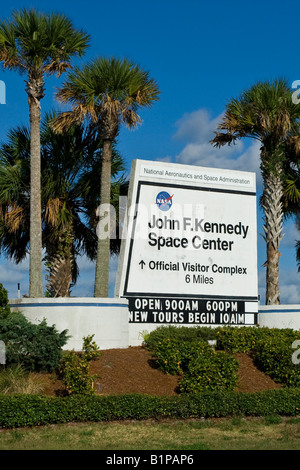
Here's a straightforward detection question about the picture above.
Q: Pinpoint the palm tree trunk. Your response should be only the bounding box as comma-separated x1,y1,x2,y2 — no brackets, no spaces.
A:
45,225,74,297
262,168,284,305
94,139,112,297
46,255,73,297
27,76,44,298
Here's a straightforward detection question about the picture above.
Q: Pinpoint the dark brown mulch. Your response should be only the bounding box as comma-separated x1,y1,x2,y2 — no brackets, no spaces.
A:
38,346,282,397
234,352,281,393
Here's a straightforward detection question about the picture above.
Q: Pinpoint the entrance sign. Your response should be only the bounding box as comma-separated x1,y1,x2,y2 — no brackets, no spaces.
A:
115,160,258,326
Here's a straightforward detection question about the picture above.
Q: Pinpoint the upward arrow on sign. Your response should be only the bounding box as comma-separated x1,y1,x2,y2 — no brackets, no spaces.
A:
139,260,146,269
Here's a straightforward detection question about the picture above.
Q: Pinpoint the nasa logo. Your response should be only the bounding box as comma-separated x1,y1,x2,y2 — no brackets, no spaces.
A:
156,191,174,211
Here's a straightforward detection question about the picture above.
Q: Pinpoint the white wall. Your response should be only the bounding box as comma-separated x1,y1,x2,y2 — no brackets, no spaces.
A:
258,305,300,330
8,299,300,352
9,298,129,351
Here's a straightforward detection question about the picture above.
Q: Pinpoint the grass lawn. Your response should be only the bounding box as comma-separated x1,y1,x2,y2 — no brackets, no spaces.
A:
1,415,300,450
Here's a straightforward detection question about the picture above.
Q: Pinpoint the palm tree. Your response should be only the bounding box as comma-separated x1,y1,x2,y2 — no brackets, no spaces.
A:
52,57,160,297
281,146,300,276
210,79,300,305
0,113,126,296
0,8,90,297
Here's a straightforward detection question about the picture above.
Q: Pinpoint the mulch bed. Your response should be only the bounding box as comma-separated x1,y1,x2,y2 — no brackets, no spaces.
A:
38,346,282,397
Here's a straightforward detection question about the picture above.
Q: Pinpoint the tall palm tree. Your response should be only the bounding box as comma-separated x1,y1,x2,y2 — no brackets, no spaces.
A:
52,57,160,297
0,113,126,296
0,9,90,297
281,146,300,275
210,79,300,305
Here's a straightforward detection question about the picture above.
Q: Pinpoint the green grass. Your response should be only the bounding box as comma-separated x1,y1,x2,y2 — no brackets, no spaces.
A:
1,416,300,450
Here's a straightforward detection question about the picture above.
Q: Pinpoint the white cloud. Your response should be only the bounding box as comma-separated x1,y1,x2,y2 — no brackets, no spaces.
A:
76,255,95,272
281,285,300,304
173,108,262,188
71,254,119,298
0,265,26,283
0,256,29,298
169,108,300,307
258,262,300,305
281,219,299,248
0,250,120,299
279,274,300,305
173,109,222,143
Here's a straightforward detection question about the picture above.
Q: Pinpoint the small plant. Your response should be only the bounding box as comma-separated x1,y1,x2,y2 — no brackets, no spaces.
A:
0,364,44,395
139,330,150,346
82,335,102,362
59,335,101,395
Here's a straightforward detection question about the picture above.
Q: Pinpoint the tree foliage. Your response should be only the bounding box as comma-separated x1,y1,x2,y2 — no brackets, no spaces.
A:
211,79,300,304
0,8,90,297
0,113,126,296
52,57,160,297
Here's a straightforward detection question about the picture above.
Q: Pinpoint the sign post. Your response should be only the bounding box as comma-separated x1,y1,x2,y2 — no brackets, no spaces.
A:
115,159,258,327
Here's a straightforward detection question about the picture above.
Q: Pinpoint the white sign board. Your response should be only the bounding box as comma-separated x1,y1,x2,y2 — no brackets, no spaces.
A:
115,160,258,326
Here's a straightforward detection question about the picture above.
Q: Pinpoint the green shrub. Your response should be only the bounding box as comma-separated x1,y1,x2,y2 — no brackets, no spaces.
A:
178,350,239,393
158,338,184,375
1,389,300,428
216,326,300,354
0,283,69,372
150,338,211,376
59,335,101,395
147,325,300,393
0,283,10,317
148,334,238,393
144,325,218,351
216,326,262,353
151,338,183,375
0,311,68,372
59,351,97,395
254,337,300,387
179,340,214,371
215,326,300,388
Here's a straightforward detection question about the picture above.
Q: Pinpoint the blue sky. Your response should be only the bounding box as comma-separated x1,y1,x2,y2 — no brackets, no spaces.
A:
0,0,299,304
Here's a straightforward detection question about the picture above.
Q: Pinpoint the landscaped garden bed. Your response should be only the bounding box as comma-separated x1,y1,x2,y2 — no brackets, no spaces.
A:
2,284,300,429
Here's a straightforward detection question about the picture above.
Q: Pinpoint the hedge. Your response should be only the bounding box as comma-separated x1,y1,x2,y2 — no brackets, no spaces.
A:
1,389,300,428
146,326,300,390
216,326,300,353
215,326,300,387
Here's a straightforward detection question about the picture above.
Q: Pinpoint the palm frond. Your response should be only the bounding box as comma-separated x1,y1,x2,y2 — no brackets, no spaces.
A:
0,111,126,287
0,9,90,74
4,203,25,233
284,178,300,203
44,198,63,227
55,56,160,139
